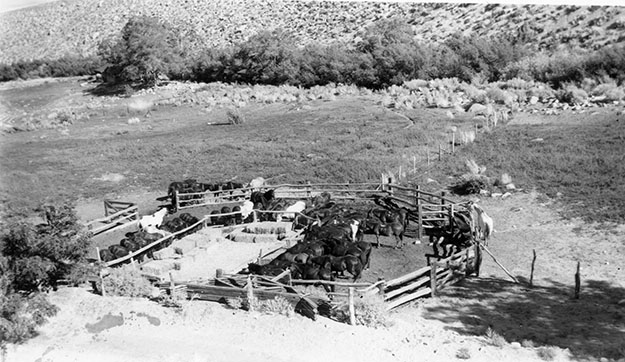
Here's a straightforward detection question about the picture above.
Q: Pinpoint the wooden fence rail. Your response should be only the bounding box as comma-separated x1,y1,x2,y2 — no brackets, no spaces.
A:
85,200,138,236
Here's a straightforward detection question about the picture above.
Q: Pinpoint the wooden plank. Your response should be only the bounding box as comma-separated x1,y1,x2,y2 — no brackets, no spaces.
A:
384,275,430,300
290,279,371,288
88,212,138,234
85,206,138,227
358,280,386,293
183,283,321,320
385,287,431,311
385,265,431,288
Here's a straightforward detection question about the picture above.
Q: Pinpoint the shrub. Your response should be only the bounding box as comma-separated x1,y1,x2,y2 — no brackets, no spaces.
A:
591,83,625,101
557,84,588,104
485,326,507,347
101,265,153,298
226,29,300,85
335,293,389,328
226,108,245,125
98,16,185,86
456,347,471,359
451,178,489,195
258,296,295,317
2,204,92,292
0,287,58,349
536,346,558,361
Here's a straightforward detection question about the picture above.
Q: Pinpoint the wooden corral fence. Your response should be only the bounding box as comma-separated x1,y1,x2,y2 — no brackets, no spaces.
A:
172,182,384,211
98,209,307,269
380,243,481,311
156,272,327,320
381,183,469,240
173,187,250,210
84,200,138,236
316,243,482,312
169,180,473,247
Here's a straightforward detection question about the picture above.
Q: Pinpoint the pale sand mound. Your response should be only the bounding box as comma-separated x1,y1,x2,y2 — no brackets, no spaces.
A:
4,287,566,362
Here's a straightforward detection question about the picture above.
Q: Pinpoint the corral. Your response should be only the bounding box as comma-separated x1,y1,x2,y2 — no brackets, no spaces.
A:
89,179,484,319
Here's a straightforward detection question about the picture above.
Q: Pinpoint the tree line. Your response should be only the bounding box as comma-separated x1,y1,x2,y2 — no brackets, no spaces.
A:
1,16,624,90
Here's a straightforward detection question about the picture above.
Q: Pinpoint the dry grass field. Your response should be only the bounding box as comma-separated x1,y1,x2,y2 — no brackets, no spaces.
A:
1,77,624,362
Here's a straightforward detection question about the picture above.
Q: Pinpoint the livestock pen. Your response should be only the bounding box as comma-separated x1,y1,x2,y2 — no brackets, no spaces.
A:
88,180,482,319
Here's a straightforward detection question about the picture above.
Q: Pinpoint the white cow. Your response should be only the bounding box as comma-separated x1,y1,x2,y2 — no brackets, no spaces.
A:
248,177,265,191
139,207,169,231
277,200,306,222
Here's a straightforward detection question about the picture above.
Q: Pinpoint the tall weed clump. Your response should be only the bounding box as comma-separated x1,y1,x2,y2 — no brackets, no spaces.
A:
101,265,154,298
335,293,390,328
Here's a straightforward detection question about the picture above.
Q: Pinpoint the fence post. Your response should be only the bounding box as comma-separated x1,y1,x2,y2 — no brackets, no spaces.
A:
430,262,438,297
173,190,179,212
95,247,102,263
377,278,386,299
306,181,312,198
348,287,356,326
426,148,430,166
475,244,482,277
574,261,581,299
438,144,442,161
448,204,454,234
465,247,470,276
415,185,422,241
530,249,537,287
451,132,455,154
253,210,258,223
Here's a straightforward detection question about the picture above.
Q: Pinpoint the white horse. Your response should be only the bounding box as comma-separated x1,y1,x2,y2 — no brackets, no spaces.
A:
470,203,493,246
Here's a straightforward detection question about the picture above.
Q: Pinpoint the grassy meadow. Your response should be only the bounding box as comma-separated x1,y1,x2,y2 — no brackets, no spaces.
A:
1,79,624,226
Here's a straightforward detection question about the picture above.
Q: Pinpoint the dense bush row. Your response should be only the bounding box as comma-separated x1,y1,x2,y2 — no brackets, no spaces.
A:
0,56,103,82
1,16,624,90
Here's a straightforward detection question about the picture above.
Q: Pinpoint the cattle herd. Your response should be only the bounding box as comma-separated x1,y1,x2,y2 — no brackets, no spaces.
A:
243,192,425,291
98,211,201,262
99,178,489,294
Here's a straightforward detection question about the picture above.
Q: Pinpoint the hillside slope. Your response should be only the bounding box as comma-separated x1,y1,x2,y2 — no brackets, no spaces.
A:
1,0,624,64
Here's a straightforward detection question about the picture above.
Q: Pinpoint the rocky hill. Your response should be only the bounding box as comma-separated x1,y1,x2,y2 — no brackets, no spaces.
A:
1,0,624,64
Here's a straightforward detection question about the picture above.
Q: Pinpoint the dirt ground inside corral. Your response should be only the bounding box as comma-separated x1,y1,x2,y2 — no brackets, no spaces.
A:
6,190,625,362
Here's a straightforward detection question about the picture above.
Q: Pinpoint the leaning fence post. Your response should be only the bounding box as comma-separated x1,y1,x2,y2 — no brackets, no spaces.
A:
574,261,581,299
474,243,482,277
348,287,356,326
